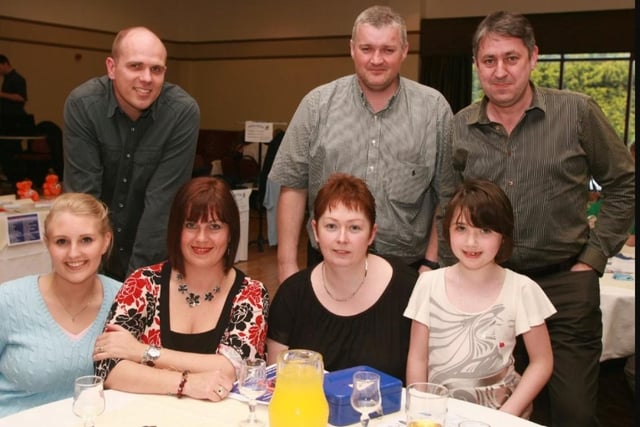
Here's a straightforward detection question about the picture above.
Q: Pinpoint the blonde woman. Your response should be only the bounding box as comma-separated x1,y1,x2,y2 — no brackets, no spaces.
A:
0,193,121,417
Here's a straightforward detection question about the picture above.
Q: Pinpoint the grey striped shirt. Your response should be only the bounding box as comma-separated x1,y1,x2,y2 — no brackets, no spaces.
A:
269,75,452,263
439,85,635,273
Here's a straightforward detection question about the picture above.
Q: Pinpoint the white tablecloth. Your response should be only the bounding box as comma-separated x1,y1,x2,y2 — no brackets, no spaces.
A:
0,389,543,427
0,203,52,284
599,244,635,361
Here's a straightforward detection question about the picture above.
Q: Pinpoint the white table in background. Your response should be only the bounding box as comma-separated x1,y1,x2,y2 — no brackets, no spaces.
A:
599,244,635,361
0,202,52,284
231,188,252,263
0,388,543,427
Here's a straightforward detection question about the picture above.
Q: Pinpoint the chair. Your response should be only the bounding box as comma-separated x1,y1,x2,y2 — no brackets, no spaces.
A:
10,121,63,187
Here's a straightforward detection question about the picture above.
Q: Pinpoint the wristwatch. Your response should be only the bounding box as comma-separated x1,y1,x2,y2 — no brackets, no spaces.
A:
141,345,161,367
420,259,440,270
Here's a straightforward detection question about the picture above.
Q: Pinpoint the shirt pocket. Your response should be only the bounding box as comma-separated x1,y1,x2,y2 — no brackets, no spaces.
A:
383,160,432,205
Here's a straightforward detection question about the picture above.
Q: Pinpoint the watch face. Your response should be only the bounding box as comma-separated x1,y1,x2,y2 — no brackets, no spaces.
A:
148,346,160,359
143,346,160,366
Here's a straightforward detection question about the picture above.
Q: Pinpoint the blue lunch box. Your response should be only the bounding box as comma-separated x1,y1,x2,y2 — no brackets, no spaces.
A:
323,365,403,426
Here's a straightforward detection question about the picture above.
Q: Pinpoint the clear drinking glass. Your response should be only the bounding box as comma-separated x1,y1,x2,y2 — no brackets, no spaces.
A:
350,370,382,427
72,375,105,427
405,382,448,427
238,358,268,426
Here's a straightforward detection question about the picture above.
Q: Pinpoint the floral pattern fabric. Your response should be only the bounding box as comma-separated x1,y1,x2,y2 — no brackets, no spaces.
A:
95,261,269,380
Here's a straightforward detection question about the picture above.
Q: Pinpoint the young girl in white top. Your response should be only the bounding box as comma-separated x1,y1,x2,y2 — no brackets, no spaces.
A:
404,178,555,418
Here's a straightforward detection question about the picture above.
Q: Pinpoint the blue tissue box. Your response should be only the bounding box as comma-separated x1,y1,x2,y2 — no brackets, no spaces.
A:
323,365,402,426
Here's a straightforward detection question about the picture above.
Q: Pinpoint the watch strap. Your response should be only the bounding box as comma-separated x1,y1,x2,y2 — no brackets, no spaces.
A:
420,258,440,270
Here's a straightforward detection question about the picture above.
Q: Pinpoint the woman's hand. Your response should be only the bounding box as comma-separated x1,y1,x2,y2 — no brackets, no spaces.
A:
183,370,235,402
93,324,146,362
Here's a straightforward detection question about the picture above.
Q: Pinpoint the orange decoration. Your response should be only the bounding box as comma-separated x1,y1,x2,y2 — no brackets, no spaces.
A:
16,180,40,201
43,173,62,198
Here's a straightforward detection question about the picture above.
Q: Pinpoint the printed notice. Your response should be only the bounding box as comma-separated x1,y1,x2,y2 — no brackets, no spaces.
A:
245,121,273,143
6,213,42,245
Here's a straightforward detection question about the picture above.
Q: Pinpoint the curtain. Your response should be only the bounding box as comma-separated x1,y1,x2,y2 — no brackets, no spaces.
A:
421,55,472,114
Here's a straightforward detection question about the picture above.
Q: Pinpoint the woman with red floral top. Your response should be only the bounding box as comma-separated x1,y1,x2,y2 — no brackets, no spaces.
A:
93,177,269,402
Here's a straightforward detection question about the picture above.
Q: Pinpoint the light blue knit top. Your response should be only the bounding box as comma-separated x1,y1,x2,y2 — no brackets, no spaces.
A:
0,274,120,417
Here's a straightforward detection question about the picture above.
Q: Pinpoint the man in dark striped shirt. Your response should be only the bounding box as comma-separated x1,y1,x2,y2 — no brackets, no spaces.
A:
438,11,634,427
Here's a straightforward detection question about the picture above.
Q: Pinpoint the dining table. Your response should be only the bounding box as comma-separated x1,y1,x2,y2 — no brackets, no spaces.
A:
599,244,635,361
0,134,47,153
0,388,544,427
0,198,53,283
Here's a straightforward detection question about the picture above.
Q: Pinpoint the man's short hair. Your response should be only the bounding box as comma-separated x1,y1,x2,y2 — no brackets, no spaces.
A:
352,5,407,47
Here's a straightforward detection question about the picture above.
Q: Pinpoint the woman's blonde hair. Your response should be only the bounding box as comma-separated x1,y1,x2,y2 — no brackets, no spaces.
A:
44,193,113,257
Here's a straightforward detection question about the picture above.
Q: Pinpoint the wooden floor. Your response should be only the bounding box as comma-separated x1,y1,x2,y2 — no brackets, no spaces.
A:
239,210,635,426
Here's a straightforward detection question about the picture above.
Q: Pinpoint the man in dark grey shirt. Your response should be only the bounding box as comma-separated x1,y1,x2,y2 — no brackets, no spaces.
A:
439,12,634,427
63,27,200,281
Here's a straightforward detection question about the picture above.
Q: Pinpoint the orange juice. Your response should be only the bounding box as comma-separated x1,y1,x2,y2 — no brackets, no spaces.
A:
407,421,442,427
269,363,329,427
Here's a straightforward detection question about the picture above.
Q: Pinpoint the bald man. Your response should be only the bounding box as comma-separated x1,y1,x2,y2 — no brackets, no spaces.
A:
63,27,200,281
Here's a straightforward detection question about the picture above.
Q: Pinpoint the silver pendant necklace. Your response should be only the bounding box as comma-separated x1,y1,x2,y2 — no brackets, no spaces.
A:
52,278,96,322
321,257,368,302
176,273,221,308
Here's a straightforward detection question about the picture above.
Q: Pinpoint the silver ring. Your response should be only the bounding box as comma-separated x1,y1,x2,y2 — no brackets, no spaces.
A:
216,386,226,396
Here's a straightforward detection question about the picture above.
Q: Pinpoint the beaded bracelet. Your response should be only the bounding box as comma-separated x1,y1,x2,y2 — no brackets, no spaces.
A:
176,370,189,398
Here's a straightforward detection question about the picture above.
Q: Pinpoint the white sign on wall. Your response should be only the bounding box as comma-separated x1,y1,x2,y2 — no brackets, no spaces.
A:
244,121,273,143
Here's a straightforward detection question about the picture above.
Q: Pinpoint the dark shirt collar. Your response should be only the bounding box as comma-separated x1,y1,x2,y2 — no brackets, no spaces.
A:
106,78,158,121
466,81,545,126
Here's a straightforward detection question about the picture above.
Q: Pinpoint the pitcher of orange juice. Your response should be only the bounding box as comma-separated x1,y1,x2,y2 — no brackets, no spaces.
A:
268,349,329,427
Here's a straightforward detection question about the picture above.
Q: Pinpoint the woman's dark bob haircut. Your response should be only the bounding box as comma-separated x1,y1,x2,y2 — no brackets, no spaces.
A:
166,177,240,274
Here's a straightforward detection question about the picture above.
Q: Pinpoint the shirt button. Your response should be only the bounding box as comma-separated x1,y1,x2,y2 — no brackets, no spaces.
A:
126,153,131,159
369,166,374,172
117,228,122,233
122,178,128,183
119,247,124,252
118,203,124,208
131,127,135,132
372,139,376,145
507,180,514,186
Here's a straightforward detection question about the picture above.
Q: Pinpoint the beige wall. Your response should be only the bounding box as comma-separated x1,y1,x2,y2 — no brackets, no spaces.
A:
0,0,633,130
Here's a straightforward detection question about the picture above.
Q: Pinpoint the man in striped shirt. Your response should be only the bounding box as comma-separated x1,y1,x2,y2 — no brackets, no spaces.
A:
439,11,634,427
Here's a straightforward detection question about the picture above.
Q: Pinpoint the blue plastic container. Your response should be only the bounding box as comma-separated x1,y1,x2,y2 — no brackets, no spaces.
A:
323,365,402,426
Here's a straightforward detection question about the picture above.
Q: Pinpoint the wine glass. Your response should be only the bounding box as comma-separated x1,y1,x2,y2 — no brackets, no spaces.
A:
72,375,105,427
350,370,382,427
238,358,268,426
